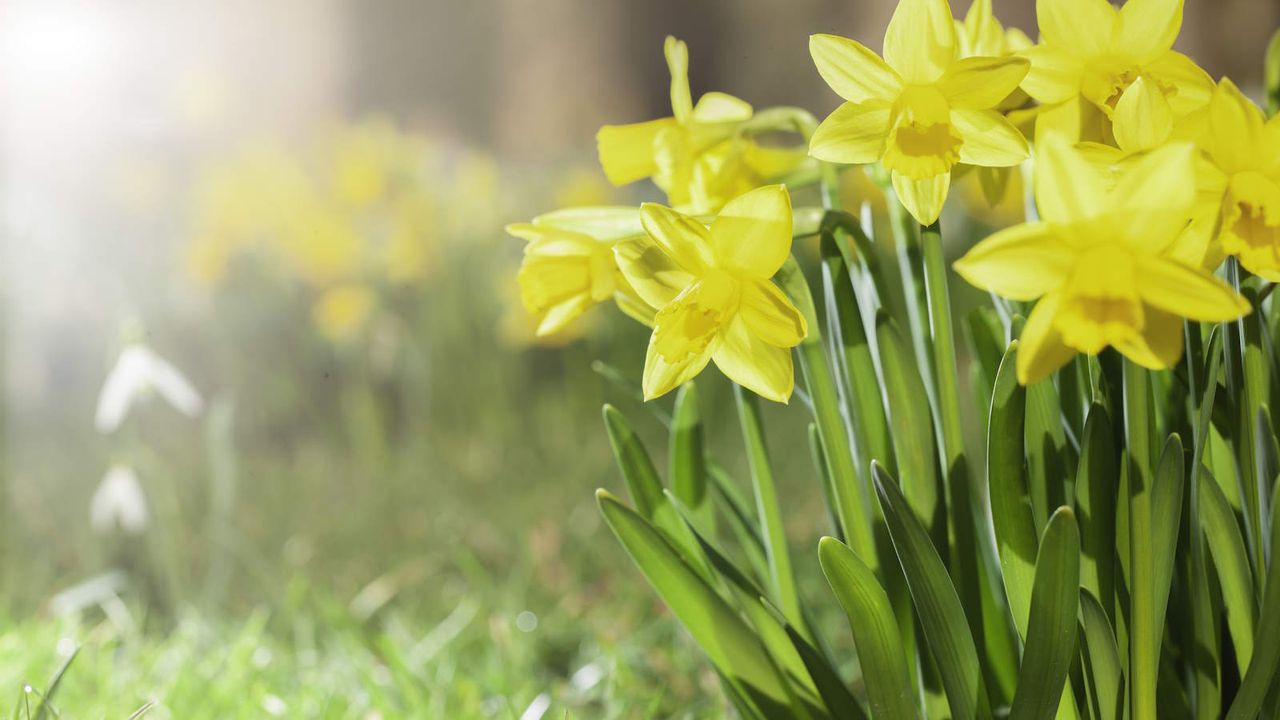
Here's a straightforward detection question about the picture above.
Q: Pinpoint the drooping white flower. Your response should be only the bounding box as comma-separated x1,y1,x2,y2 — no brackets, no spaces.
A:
90,464,149,534
95,344,203,433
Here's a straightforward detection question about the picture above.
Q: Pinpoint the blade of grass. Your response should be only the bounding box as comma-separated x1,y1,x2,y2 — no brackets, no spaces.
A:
1079,589,1125,720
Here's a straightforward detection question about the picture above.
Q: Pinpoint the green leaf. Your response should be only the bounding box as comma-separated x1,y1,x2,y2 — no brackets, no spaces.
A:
874,464,989,720
1025,372,1069,533
1010,507,1081,720
987,340,1039,638
1224,491,1280,720
819,536,920,720
1267,28,1280,116
1076,403,1118,617
1123,359,1158,720
1199,467,1256,673
1079,589,1125,720
670,383,709,521
596,490,795,717
875,314,941,536
1151,435,1185,647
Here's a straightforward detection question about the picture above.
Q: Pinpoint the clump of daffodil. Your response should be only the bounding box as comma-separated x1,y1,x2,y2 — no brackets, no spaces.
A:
954,137,1250,384
808,0,1031,225
1187,78,1280,279
508,207,653,336
1021,0,1213,143
597,37,807,216
612,185,807,402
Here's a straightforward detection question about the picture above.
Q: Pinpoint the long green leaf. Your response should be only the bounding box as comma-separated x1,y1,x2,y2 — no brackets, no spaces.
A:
1151,434,1185,647
1200,467,1256,672
876,314,941,536
670,383,710,524
874,464,989,720
1079,590,1124,720
1076,403,1117,618
819,536,920,720
1225,491,1280,720
1010,507,1081,720
1124,359,1157,720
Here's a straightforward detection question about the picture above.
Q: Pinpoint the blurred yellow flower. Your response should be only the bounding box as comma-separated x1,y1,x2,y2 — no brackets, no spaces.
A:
614,185,807,402
312,284,376,341
1021,0,1212,143
597,37,807,215
955,138,1249,384
808,0,1030,224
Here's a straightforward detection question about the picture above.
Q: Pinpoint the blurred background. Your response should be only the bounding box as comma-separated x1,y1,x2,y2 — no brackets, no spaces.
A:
0,0,1275,717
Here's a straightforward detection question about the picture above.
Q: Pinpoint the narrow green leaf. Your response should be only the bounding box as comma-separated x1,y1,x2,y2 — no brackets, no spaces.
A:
710,464,773,590
987,340,1039,638
874,464,989,720
670,383,709,518
1200,467,1256,672
1124,359,1158,720
875,314,940,536
1151,435,1185,645
603,404,664,518
819,536,920,720
1026,373,1069,532
1010,507,1081,720
1224,494,1280,720
1076,403,1117,617
1079,590,1124,720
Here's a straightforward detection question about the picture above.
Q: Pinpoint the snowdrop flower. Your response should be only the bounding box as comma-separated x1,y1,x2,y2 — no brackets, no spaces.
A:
95,344,204,433
90,465,149,534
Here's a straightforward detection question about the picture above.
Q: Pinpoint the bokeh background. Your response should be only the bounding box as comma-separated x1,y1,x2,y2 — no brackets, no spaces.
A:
0,0,1275,717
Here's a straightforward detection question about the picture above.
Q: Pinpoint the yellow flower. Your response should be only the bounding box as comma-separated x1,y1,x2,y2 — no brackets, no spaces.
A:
1188,79,1280,280
613,185,807,402
954,137,1249,384
808,0,1031,225
313,284,376,341
509,207,652,337
1021,0,1212,143
596,37,806,215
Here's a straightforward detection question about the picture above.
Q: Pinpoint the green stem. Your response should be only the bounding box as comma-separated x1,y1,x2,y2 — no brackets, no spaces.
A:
886,193,936,400
734,385,804,630
1266,29,1280,118
1124,358,1157,720
921,222,965,477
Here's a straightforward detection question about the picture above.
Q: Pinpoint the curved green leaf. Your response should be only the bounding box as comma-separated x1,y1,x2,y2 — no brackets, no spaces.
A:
1225,493,1280,720
1010,507,1080,720
670,383,709,519
875,314,940,535
1151,435,1185,645
1079,589,1124,720
1200,467,1256,672
1076,403,1117,617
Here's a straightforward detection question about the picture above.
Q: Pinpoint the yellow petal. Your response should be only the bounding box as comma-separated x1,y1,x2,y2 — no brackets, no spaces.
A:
532,206,643,240
614,279,658,328
1112,77,1173,153
1114,305,1183,370
883,0,958,85
1219,172,1280,280
596,119,673,186
1020,45,1084,105
1205,78,1266,175
1134,256,1251,322
692,92,754,123
952,109,1029,167
536,295,593,337
643,279,730,400
940,56,1030,109
1146,51,1213,117
741,280,807,347
664,36,693,122
613,237,697,309
809,34,902,103
959,0,1004,57
640,202,716,273
809,102,891,164
1033,135,1106,223
892,171,951,225
1116,0,1183,62
1016,294,1076,385
710,185,793,280
954,222,1073,300
712,315,795,403
1111,142,1197,250
1035,0,1117,56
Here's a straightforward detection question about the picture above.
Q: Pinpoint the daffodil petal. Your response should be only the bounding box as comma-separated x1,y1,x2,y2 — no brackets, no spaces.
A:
809,102,891,164
1116,0,1183,63
712,315,794,403
537,295,593,336
1146,51,1213,117
809,34,902,103
1111,142,1197,250
952,109,1029,167
883,0,957,85
640,202,716,273
1033,135,1106,223
892,172,950,225
1206,78,1266,175
1035,0,1117,57
692,92,754,123
941,56,1030,109
613,237,696,309
532,206,644,240
1019,45,1084,105
596,119,673,186
954,222,1072,300
1113,305,1183,370
1112,77,1173,153
741,280,807,347
643,335,713,401
1135,256,1250,322
1016,294,1076,385
710,185,793,279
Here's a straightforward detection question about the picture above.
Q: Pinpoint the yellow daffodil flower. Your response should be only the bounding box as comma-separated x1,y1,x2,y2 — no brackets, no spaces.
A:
613,185,807,402
597,37,806,215
509,207,652,337
1187,79,1280,279
955,137,1250,384
1021,0,1213,143
808,0,1031,225
313,284,376,341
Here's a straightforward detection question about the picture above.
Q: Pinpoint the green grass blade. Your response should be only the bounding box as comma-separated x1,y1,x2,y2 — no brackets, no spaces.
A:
874,464,989,720
1151,435,1185,647
1225,494,1280,719
819,536,921,720
670,383,710,525
988,340,1039,638
1200,467,1257,673
875,314,941,537
1079,589,1125,720
1010,507,1080,720
1076,403,1117,619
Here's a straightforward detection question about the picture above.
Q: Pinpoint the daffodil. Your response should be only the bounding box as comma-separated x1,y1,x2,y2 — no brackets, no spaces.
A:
509,207,652,337
954,138,1250,384
808,0,1031,225
597,37,807,215
1187,79,1280,279
1021,0,1213,143
612,185,807,402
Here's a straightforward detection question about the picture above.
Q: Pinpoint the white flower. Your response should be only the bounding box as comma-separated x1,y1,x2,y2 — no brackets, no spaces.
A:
95,344,203,433
90,464,149,534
